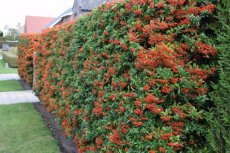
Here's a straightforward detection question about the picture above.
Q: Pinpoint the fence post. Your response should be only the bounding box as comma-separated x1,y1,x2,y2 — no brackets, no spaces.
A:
5,63,9,68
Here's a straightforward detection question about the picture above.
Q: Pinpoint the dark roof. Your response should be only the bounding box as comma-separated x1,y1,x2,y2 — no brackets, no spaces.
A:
45,8,73,28
80,0,107,11
72,0,121,15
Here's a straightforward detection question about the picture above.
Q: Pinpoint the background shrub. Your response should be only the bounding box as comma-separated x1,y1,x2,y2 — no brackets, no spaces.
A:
20,0,218,152
9,47,18,55
205,0,230,152
2,52,18,68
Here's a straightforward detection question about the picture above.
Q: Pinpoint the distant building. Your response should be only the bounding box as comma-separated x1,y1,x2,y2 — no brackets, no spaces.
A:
46,0,120,28
45,8,73,28
72,0,120,18
24,16,55,33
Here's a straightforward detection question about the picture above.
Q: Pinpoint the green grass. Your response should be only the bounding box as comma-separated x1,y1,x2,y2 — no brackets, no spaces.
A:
0,103,60,153
0,60,18,74
0,80,24,92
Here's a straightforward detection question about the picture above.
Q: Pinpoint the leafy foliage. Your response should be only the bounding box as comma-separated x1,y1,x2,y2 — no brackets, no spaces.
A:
18,34,39,85
9,47,18,55
205,0,230,152
0,30,3,37
19,0,218,152
2,52,18,68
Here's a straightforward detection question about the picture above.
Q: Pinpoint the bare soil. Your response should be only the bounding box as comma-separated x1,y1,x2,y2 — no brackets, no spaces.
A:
33,103,78,153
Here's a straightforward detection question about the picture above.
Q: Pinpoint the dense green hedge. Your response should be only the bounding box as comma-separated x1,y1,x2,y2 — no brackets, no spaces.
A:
2,52,18,68
19,0,219,152
205,0,230,152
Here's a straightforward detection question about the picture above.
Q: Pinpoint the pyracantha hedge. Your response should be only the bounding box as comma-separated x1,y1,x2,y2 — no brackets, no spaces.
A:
18,34,39,86
21,0,218,152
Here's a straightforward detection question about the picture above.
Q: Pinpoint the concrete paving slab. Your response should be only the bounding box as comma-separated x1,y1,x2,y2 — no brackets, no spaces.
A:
0,90,40,105
0,74,20,80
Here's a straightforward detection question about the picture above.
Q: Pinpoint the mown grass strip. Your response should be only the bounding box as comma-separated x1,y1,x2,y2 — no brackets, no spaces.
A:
0,80,23,92
0,103,60,153
0,59,18,74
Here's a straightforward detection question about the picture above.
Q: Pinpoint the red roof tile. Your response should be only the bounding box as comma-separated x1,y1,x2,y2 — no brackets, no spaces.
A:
24,16,55,34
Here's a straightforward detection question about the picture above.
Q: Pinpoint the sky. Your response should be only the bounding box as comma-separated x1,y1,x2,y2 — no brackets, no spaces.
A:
0,0,74,31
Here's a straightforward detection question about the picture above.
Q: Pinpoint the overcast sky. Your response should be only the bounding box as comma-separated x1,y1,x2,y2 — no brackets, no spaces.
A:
0,0,74,30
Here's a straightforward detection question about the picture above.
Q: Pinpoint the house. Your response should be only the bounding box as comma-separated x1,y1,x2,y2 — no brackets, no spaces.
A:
46,0,120,28
72,0,120,18
45,8,73,28
24,16,55,33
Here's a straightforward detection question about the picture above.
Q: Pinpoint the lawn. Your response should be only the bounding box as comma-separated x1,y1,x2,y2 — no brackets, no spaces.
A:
0,103,60,153
0,60,18,74
0,80,24,92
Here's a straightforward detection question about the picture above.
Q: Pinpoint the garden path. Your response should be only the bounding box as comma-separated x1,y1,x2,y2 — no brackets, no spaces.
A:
0,74,20,80
0,90,39,105
0,73,40,105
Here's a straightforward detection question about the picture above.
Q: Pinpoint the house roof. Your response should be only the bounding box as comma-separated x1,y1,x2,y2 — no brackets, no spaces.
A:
24,16,55,34
45,8,73,28
73,0,121,14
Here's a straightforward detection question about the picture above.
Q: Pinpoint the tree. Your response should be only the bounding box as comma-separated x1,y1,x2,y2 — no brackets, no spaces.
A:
8,28,19,38
16,22,24,34
3,28,19,41
0,30,4,42
0,30,3,37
